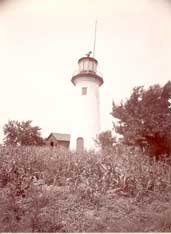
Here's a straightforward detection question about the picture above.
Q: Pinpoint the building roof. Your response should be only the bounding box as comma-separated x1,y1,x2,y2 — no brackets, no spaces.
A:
47,132,71,142
78,56,98,64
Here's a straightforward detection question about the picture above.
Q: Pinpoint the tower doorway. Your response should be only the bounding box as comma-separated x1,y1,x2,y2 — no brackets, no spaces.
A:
76,137,84,152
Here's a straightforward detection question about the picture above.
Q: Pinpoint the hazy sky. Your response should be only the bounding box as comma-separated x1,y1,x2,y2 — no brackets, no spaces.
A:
0,0,171,142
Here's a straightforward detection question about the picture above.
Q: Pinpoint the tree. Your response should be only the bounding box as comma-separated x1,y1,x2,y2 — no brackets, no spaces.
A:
3,120,44,146
111,81,171,158
95,130,116,151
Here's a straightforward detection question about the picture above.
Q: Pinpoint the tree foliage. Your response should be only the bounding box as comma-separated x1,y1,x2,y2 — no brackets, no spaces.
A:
95,130,116,151
3,120,44,146
111,81,171,158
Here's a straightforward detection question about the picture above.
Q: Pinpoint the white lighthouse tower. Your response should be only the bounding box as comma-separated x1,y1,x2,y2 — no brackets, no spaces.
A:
70,52,104,151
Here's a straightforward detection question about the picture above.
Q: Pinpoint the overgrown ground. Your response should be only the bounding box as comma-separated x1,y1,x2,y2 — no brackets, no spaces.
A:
0,145,171,232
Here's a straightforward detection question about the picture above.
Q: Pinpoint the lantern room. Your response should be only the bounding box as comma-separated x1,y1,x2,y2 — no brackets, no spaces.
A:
78,56,98,73
71,55,104,86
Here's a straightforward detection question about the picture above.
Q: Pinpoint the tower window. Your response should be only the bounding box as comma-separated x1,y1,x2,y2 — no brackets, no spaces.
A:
82,87,87,95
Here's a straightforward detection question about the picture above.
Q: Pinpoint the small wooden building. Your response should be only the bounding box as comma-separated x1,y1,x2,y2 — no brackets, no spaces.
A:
46,133,70,150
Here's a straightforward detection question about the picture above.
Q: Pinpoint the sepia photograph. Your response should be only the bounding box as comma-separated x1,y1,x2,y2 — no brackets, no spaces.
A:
0,0,171,232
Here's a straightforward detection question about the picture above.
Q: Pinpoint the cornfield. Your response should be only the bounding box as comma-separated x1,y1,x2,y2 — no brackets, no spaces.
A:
0,145,171,232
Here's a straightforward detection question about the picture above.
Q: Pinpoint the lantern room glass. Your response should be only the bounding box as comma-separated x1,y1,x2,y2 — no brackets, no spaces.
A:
79,58,97,73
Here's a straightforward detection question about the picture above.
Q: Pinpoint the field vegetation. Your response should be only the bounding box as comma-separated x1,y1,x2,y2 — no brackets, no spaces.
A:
0,145,171,232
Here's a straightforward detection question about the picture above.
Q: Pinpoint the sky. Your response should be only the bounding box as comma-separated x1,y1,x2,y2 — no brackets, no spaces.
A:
0,0,171,142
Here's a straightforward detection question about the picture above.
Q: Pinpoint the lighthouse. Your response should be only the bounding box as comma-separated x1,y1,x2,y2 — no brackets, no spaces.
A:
70,52,104,151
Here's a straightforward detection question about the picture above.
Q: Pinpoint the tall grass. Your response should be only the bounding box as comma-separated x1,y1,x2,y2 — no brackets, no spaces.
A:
0,145,171,232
